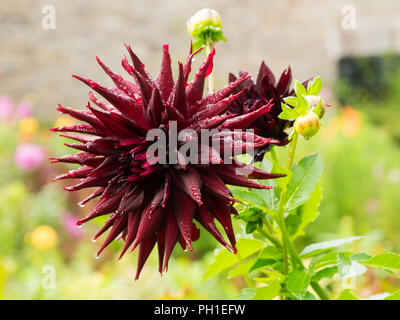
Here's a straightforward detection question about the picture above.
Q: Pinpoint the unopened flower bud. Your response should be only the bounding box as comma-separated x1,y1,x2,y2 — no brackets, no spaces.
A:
186,8,226,45
294,112,320,138
306,95,325,119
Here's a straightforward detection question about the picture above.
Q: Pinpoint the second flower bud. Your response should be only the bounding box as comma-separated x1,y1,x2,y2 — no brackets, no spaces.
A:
294,112,320,138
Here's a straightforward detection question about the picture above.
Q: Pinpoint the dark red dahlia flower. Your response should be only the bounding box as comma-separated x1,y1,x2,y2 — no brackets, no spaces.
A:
51,44,284,279
228,62,309,161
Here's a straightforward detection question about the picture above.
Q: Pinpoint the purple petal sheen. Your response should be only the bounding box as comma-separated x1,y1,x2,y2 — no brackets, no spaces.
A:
16,101,33,118
60,212,83,238
14,143,44,171
0,96,13,122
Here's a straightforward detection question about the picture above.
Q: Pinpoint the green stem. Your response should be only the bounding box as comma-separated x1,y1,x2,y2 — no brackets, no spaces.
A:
257,226,282,249
205,37,214,94
311,282,330,300
285,131,299,169
276,132,298,276
272,131,330,300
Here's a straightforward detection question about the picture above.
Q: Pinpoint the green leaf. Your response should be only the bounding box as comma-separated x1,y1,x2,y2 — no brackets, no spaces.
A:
294,79,307,97
203,249,239,280
338,289,358,300
255,188,278,212
203,238,265,280
272,162,291,192
310,251,340,270
286,184,322,239
237,288,256,300
350,253,372,262
300,236,364,258
337,252,367,279
259,269,284,280
253,277,272,284
228,260,254,278
249,246,282,272
237,238,266,259
294,95,309,116
245,221,258,234
231,188,268,210
285,270,311,300
284,152,323,211
361,251,400,270
311,266,338,282
307,76,322,95
279,103,299,120
304,292,316,300
252,280,281,300
238,207,262,222
283,96,297,107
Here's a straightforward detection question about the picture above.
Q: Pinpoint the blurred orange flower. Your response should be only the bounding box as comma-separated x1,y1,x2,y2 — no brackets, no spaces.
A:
30,225,58,250
340,106,362,138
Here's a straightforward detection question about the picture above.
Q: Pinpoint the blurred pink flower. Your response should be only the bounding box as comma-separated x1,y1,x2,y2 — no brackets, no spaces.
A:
60,212,83,238
16,101,33,118
0,96,13,122
320,87,332,102
14,143,44,171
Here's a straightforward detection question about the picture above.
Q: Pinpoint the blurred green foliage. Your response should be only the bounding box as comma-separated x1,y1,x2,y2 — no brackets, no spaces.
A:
294,107,400,250
336,53,400,143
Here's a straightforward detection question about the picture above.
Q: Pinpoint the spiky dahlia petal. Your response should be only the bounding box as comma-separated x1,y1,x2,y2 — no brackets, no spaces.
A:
228,62,311,160
52,44,285,279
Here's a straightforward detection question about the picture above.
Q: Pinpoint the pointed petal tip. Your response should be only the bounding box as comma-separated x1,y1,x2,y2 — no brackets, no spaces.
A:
261,185,273,190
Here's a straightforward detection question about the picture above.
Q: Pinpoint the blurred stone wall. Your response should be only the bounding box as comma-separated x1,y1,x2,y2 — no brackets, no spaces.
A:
1,0,399,119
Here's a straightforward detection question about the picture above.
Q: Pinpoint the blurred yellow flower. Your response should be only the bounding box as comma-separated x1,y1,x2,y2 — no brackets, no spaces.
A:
19,117,38,136
30,225,58,250
55,116,75,128
340,106,362,138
